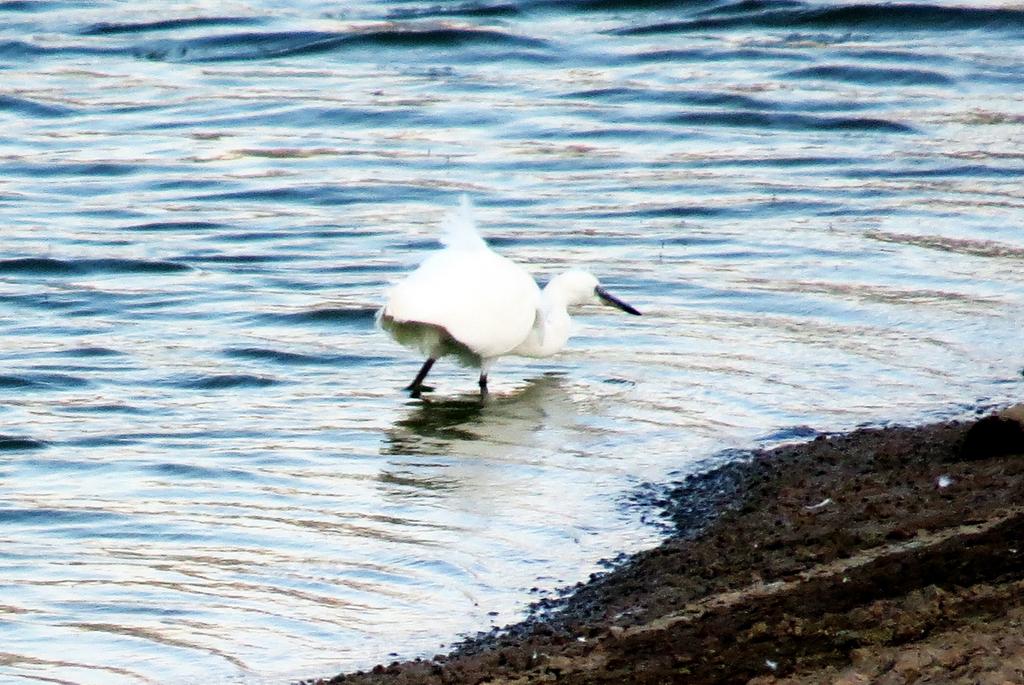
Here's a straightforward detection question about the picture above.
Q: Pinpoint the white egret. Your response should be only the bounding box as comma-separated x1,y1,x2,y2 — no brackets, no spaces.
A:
377,198,641,397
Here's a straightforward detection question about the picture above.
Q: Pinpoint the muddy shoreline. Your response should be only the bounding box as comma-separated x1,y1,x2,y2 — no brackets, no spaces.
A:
310,408,1024,684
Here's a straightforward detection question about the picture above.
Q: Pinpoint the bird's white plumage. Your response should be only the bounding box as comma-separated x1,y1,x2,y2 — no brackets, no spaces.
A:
378,197,641,394
510,270,598,358
379,198,540,362
381,245,540,360
438,195,489,252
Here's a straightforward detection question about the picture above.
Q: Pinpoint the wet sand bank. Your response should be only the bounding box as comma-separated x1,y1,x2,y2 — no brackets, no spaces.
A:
310,408,1024,685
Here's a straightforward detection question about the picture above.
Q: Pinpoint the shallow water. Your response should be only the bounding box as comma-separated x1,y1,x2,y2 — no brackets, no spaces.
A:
1,1,1023,682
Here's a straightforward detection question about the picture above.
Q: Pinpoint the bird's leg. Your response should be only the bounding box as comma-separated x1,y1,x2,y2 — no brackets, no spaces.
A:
477,359,493,399
406,358,436,396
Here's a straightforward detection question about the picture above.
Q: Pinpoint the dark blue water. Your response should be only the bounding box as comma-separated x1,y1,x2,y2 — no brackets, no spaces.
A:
2,1,1023,682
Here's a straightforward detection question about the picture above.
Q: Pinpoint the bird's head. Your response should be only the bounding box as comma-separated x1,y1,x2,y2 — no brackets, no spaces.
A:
548,269,641,316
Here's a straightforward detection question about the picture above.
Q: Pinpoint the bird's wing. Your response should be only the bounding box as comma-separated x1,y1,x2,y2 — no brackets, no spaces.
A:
383,249,540,359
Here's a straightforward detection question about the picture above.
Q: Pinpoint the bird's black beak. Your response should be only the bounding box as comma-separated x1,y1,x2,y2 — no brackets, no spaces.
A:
595,286,641,316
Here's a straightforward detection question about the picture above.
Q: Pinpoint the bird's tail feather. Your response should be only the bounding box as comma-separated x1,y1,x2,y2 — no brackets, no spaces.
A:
439,195,488,251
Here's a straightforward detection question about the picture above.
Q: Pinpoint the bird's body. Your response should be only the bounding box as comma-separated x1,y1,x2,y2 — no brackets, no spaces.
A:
380,241,539,363
378,199,640,396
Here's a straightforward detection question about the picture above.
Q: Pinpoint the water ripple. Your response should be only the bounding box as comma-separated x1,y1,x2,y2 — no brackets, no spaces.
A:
5,161,144,177
0,507,115,524
254,307,379,327
169,374,280,390
0,1,36,11
865,231,1024,260
0,257,191,276
81,16,262,36
0,373,90,390
662,110,916,133
125,220,226,232
0,435,48,451
0,94,76,117
132,27,549,63
386,3,521,20
615,2,1024,35
784,64,955,87
224,347,388,367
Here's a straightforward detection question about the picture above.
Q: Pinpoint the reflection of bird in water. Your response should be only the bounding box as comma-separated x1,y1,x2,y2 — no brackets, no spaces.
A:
381,372,574,458
378,373,588,505
378,374,598,535
378,197,641,398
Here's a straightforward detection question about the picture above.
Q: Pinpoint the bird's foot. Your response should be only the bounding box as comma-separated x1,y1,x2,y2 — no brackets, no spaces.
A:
406,383,435,397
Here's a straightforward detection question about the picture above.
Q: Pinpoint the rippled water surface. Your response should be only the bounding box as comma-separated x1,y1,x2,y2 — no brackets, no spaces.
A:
2,1,1023,682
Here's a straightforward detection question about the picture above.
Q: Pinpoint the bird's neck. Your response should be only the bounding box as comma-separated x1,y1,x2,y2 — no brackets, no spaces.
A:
512,287,571,358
